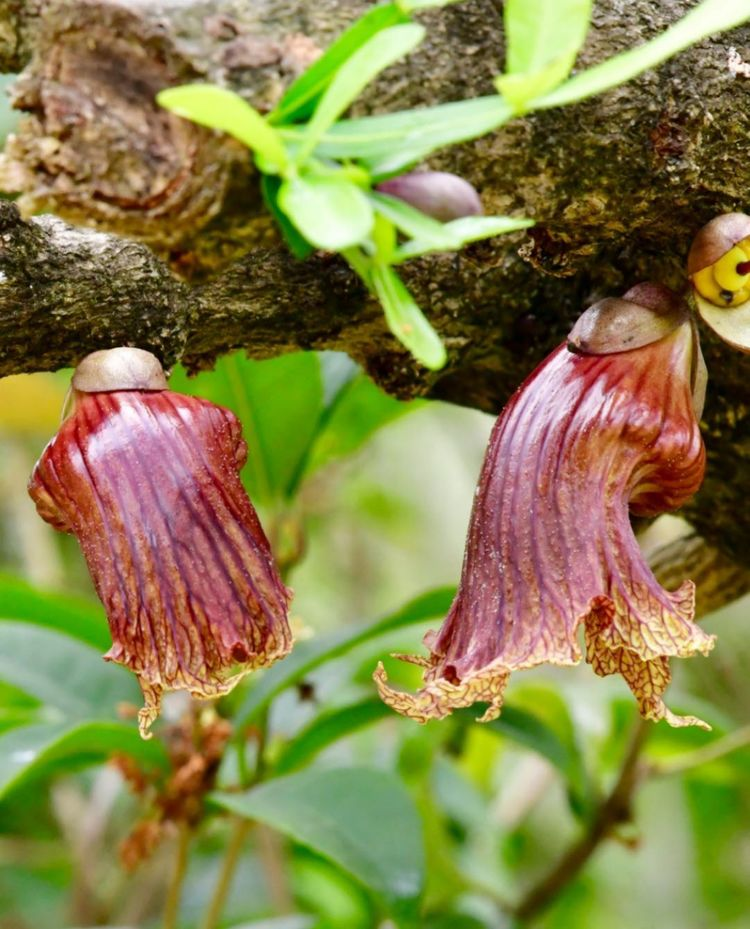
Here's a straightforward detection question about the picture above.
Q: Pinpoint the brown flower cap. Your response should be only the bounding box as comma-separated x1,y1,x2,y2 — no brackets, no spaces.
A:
375,287,713,730
71,347,169,392
30,348,291,738
688,212,750,352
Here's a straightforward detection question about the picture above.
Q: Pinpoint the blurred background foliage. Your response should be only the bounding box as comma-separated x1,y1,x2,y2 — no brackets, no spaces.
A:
1,348,749,929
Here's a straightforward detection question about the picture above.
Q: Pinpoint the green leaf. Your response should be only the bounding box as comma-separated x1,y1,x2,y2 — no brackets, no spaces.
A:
497,0,592,109
236,586,455,726
0,573,108,650
305,372,420,476
394,214,534,262
398,0,464,9
211,767,424,913
275,698,393,774
0,622,141,720
371,192,460,249
298,23,425,162
536,0,750,110
169,352,324,505
272,4,409,124
281,96,513,172
260,175,314,258
371,264,447,369
456,685,590,814
0,721,167,801
157,84,288,171
279,175,374,250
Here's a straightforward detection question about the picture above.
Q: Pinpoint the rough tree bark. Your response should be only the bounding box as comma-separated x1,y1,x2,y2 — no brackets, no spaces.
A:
1,0,750,591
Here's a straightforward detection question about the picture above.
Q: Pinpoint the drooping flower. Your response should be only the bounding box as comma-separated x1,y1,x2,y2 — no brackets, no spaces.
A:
375,284,714,729
376,171,483,221
29,348,291,737
688,211,750,351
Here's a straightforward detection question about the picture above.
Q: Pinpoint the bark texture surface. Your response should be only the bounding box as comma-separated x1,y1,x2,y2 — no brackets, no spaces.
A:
2,0,750,582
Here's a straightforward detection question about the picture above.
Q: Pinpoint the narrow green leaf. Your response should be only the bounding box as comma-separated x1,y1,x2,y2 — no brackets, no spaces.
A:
169,352,324,505
0,573,108,650
0,721,167,801
275,698,393,774
272,4,409,124
498,0,592,109
0,622,141,720
279,175,374,250
371,264,447,369
236,586,455,726
394,214,533,261
398,0,464,9
157,84,288,171
281,96,512,168
371,192,460,248
537,0,750,110
298,23,425,162
211,767,424,912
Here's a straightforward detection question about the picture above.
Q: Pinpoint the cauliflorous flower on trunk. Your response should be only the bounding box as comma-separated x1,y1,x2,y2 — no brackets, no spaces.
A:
375,284,714,729
29,348,291,738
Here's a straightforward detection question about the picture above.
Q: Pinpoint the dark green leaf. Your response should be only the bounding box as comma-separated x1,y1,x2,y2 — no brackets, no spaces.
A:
157,84,288,170
279,175,374,250
371,264,447,369
272,4,409,124
261,175,314,258
236,587,455,726
275,698,393,774
305,373,420,476
0,622,141,720
211,767,424,912
0,721,167,801
0,573,108,650
298,23,425,162
169,352,324,505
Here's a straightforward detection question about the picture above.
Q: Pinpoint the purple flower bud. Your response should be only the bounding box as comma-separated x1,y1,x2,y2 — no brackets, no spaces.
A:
376,171,483,222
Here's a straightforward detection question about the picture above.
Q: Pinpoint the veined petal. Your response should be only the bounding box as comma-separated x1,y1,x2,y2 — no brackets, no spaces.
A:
29,388,291,737
375,301,713,729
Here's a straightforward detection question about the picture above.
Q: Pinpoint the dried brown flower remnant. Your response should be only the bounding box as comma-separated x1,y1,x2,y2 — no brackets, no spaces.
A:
375,286,714,729
29,348,291,738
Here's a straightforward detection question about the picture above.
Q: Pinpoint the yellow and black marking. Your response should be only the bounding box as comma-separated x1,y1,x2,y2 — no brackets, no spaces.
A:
691,236,750,307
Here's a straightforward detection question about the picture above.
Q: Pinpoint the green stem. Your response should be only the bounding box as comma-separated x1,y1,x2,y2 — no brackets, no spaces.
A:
648,724,750,777
199,818,251,929
163,824,191,929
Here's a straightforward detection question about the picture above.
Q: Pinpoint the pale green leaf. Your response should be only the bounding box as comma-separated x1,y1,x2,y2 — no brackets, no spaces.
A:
280,175,374,250
157,84,288,171
537,0,750,110
394,214,533,261
371,264,447,369
298,23,425,161
272,4,409,124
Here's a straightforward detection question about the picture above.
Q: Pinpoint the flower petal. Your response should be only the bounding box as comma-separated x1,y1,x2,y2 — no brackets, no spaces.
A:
29,390,291,737
375,309,713,728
